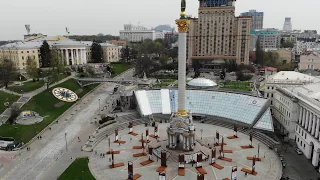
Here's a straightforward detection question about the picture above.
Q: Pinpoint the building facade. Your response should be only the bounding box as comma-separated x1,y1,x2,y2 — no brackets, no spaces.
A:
299,52,320,70
273,48,293,64
187,0,251,69
272,82,320,169
119,24,156,42
240,9,264,30
283,17,292,32
262,71,318,104
0,36,119,70
251,29,281,50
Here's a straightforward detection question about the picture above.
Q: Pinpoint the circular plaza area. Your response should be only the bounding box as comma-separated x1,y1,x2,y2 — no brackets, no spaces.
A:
89,122,282,180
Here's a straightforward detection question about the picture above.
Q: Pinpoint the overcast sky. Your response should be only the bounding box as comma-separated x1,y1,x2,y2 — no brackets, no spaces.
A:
0,0,318,40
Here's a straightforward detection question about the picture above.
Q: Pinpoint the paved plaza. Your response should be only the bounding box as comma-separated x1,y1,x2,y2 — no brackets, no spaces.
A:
90,123,282,180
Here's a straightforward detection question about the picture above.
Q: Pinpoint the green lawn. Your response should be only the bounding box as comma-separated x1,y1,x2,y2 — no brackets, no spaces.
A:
50,73,70,84
110,63,131,77
8,80,45,93
161,79,176,83
0,79,99,143
0,91,20,114
154,83,169,87
58,157,95,180
221,81,252,91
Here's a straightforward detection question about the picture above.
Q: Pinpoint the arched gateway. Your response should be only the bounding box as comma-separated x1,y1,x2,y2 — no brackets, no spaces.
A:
167,113,195,151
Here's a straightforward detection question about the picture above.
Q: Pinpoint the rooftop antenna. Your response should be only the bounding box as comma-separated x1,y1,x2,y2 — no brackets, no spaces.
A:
65,27,70,36
25,24,31,34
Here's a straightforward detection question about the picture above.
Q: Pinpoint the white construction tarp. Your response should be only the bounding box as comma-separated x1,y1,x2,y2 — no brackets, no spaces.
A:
135,90,152,116
161,89,171,114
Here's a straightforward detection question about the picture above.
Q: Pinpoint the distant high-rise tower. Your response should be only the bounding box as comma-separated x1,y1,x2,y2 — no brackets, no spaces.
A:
283,17,292,32
187,0,251,67
240,9,264,30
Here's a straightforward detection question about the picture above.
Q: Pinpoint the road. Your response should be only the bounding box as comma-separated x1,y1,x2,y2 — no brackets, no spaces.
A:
0,69,134,180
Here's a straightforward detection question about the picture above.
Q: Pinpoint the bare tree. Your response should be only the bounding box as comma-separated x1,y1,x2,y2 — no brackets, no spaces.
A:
26,55,39,81
51,49,66,75
0,57,15,88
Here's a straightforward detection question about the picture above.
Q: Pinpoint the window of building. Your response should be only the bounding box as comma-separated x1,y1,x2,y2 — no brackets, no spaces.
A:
22,56,24,60
304,144,305,149
27,51,29,53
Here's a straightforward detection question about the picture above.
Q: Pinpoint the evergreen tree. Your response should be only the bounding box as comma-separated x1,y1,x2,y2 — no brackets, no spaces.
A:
91,41,103,63
39,40,51,67
120,45,131,62
255,38,264,66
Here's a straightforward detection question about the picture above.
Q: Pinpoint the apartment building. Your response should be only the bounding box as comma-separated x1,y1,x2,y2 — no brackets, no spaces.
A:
187,0,251,70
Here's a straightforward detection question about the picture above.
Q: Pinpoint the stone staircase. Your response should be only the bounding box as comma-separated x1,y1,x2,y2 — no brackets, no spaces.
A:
83,117,145,151
194,116,279,149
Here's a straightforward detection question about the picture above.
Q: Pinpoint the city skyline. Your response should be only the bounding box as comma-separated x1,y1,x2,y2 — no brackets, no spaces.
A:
0,0,319,40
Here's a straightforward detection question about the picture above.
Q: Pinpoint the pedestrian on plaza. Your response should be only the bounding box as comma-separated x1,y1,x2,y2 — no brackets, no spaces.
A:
130,137,132,142
100,153,102,158
71,156,73,160
109,157,111,162
49,127,52,130
95,151,97,155
78,136,81,142
40,136,42,139
119,142,121,146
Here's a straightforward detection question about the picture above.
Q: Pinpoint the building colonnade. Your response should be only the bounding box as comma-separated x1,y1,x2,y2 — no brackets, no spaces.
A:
57,48,87,65
298,106,320,140
297,105,320,167
167,132,195,151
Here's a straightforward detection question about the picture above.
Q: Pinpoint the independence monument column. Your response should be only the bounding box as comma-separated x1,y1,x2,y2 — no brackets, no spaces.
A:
176,0,190,116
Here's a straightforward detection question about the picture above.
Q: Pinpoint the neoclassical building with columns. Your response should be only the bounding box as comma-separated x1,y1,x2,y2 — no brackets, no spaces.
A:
273,81,320,170
0,35,119,70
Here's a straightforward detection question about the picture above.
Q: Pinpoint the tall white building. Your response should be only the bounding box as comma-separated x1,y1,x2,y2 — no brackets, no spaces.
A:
283,17,292,32
273,81,320,169
119,24,156,42
262,71,319,104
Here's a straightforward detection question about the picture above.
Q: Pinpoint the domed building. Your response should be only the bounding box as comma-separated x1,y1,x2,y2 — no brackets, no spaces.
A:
187,78,217,87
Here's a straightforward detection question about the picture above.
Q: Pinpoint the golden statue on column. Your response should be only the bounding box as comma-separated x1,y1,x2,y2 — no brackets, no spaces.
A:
166,0,195,152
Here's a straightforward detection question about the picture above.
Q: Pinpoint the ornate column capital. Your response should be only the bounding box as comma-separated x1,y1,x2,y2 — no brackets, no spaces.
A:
175,19,190,33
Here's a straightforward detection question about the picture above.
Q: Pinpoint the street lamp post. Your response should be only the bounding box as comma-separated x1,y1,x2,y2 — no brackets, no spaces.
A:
258,143,260,159
98,98,101,115
64,132,68,151
200,129,203,140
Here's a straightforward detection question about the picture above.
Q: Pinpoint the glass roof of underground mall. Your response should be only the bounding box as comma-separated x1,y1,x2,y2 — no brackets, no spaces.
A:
135,90,273,132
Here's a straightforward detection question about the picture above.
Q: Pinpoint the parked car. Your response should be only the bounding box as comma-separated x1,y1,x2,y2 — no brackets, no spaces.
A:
295,148,303,155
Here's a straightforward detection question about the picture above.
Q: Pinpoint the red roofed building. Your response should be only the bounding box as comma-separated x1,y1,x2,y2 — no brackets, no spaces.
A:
259,66,277,75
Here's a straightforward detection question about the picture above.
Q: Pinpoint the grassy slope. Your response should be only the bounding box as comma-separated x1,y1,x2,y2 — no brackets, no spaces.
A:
58,157,95,180
8,80,45,93
222,81,251,91
0,79,99,143
110,63,131,77
0,91,20,114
